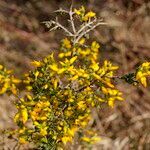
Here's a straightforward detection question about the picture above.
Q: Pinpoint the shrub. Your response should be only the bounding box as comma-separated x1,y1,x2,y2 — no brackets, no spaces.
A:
0,4,150,150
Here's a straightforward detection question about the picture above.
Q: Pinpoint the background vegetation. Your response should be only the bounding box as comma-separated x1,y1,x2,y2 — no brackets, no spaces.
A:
0,0,150,149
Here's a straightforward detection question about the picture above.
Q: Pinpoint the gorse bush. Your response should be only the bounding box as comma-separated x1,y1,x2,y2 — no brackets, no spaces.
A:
0,65,20,95
0,4,150,150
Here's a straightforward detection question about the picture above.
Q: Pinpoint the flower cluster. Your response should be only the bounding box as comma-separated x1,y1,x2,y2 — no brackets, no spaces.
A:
74,6,96,21
0,65,20,95
136,62,150,87
14,37,123,148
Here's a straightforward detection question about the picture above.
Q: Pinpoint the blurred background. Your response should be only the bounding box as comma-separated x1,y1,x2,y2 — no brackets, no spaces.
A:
0,0,150,149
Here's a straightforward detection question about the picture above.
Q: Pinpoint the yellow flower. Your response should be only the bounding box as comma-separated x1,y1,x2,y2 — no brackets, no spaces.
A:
26,94,32,101
83,11,96,21
79,38,85,45
70,75,78,80
53,79,58,89
59,53,65,58
49,64,59,72
58,68,66,74
67,127,77,137
101,87,108,94
12,78,21,84
21,108,28,124
90,63,99,71
31,61,42,67
81,137,91,142
140,77,147,87
136,71,143,80
65,51,72,57
91,41,100,52
102,87,123,108
69,56,77,64
109,66,119,70
26,86,32,91
19,137,27,144
74,6,85,16
136,62,150,87
78,48,90,56
102,79,114,88
62,38,72,49
14,113,20,123
108,99,114,108
34,71,39,79
40,127,48,136
19,127,26,134
62,136,72,144
0,65,3,70
93,73,101,80
0,86,7,95
77,101,86,110
74,9,81,15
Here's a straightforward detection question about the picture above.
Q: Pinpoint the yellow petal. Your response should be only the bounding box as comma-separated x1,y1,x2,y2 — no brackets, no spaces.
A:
59,53,65,58
79,38,85,45
21,108,28,124
12,78,21,84
0,65,3,70
49,64,59,72
14,113,20,123
54,79,58,89
19,137,27,144
31,61,42,67
108,100,114,108
141,77,147,87
70,56,77,64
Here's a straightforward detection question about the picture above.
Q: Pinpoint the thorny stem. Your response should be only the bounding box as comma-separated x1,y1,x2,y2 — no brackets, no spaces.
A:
44,20,74,37
74,21,107,44
52,20,74,37
72,19,98,44
44,5,107,45
69,4,76,34
54,8,68,14
76,18,97,36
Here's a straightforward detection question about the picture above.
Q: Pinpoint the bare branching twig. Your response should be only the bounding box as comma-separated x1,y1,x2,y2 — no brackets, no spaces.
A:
43,19,74,37
69,4,76,34
44,5,106,45
74,19,107,44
